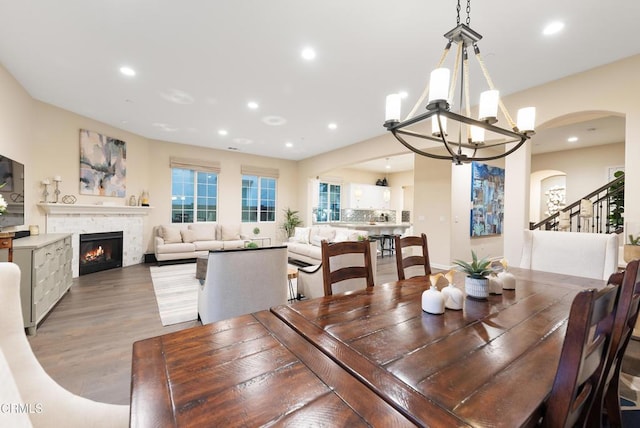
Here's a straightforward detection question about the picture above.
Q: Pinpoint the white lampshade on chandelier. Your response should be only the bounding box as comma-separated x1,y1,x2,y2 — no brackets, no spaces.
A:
384,0,536,165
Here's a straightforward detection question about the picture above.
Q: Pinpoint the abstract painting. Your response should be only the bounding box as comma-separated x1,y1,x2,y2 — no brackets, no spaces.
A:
79,129,126,197
471,162,505,237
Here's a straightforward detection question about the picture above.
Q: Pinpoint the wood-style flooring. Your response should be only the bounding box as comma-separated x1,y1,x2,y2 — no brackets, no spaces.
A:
27,256,400,406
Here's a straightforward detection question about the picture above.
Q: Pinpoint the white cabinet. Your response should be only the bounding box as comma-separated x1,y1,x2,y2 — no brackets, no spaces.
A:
347,183,392,209
14,233,72,335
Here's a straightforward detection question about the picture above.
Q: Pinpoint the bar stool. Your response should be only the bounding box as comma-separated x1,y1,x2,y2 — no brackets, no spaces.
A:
369,235,383,258
380,234,396,257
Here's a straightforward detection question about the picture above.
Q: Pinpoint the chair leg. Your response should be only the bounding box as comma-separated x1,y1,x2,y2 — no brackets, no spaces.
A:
603,375,623,428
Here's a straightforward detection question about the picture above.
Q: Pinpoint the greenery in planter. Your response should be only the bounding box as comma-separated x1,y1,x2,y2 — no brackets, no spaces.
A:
245,241,259,249
452,251,492,279
608,170,624,228
282,207,303,238
629,234,640,246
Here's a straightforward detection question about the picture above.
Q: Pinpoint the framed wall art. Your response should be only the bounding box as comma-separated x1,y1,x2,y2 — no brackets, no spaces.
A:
470,162,505,237
79,129,126,197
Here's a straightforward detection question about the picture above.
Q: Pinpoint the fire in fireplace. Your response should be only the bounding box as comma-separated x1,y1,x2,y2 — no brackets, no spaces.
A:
79,231,124,275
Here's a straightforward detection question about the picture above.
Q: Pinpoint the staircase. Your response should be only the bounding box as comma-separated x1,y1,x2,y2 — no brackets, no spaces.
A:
530,174,624,234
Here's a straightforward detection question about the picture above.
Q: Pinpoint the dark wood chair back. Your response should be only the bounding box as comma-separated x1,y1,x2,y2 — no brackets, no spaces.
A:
542,284,619,428
394,233,431,280
588,259,640,427
321,240,374,296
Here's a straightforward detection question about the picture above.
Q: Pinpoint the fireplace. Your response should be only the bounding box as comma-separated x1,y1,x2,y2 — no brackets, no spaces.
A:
79,231,123,276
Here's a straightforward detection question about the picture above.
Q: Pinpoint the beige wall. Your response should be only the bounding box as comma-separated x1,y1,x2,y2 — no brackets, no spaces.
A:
532,142,624,205
146,139,298,249
0,64,34,229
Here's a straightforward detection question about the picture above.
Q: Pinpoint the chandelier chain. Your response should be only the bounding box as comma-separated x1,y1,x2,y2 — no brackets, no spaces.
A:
456,0,461,25
466,0,471,25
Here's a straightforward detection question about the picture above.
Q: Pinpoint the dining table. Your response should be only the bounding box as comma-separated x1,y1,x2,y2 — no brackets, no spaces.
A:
130,267,606,427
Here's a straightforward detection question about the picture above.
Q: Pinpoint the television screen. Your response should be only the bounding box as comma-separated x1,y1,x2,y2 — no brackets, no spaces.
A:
0,155,25,228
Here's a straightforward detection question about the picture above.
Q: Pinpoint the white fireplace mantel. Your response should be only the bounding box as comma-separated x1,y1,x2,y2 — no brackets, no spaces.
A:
38,203,152,277
38,203,152,216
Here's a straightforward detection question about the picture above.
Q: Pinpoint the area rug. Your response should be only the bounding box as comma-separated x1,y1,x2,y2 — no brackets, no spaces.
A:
149,263,199,326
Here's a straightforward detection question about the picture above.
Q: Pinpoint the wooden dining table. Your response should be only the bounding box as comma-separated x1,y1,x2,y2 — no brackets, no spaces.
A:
130,267,606,427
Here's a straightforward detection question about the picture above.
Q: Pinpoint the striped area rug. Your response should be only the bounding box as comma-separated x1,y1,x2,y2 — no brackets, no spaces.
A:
149,263,200,326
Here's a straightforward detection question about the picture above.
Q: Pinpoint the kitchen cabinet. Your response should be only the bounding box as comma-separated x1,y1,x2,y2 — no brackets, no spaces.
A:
347,183,392,209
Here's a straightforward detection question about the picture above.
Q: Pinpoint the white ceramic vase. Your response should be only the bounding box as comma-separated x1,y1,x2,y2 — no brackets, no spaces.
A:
441,284,464,310
465,277,489,300
498,271,516,290
422,287,445,314
489,275,503,295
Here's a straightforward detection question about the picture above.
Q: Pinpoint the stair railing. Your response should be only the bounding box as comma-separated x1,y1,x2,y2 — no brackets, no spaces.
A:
530,175,624,234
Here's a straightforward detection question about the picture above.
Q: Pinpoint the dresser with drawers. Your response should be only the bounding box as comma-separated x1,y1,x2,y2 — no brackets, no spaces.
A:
13,233,73,335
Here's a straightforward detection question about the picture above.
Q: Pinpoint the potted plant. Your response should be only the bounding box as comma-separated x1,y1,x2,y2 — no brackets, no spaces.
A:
282,208,303,238
453,251,493,300
624,223,640,263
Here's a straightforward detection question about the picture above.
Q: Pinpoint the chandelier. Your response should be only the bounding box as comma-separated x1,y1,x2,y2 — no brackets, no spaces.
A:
383,0,536,165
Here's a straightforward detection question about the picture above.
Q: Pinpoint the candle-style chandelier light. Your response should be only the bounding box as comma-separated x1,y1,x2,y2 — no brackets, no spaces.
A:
384,0,536,165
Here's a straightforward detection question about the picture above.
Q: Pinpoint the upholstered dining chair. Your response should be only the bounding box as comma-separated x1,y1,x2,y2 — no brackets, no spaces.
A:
520,230,619,280
542,285,619,428
321,240,374,296
588,259,640,427
394,233,431,280
0,262,129,427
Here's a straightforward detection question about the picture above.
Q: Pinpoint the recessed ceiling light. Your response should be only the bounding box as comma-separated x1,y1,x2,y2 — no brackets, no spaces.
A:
301,47,316,60
328,123,337,130
247,101,259,110
399,91,409,99
567,136,578,142
262,116,287,126
119,66,136,77
543,21,565,36
218,129,228,136
285,142,293,148
385,164,391,169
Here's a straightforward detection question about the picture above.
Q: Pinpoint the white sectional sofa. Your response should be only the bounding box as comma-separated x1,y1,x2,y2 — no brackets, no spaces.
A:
154,223,248,263
285,225,369,265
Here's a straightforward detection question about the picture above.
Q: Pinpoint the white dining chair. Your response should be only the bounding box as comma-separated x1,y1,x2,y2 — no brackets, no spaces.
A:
519,230,619,280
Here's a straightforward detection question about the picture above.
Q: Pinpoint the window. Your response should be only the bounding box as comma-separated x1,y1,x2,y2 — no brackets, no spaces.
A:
242,175,276,222
171,168,218,223
316,182,341,222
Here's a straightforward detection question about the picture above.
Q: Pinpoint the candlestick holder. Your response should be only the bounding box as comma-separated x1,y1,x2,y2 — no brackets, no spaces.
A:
53,177,62,203
41,180,50,203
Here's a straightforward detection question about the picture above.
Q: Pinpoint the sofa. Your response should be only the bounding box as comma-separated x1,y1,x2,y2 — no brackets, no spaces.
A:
286,225,369,265
198,246,288,324
154,223,248,263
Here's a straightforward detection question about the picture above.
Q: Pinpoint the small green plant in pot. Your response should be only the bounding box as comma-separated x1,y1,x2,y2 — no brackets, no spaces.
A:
624,233,640,263
245,241,259,249
453,251,492,300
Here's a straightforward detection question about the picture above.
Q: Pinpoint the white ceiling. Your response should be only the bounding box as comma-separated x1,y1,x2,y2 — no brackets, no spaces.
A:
0,1,637,163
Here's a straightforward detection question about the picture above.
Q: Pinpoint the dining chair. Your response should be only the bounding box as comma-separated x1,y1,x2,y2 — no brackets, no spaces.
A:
394,233,431,280
321,240,374,296
588,259,640,427
520,229,619,280
542,284,619,428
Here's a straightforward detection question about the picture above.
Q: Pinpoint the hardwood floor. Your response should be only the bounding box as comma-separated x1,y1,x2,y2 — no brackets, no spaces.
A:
27,256,400,406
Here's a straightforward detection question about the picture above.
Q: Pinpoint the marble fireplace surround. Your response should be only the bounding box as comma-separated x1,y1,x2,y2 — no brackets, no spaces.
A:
38,203,151,278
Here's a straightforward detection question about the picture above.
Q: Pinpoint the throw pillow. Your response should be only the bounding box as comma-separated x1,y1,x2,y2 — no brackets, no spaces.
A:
333,228,351,242
310,236,325,247
180,229,197,243
162,226,183,244
221,224,241,241
188,223,216,241
293,227,310,244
